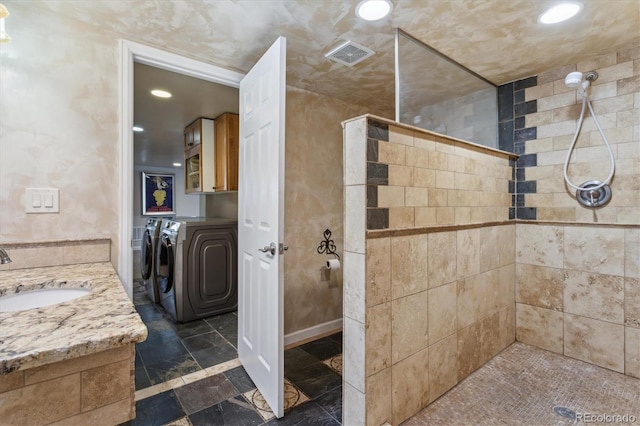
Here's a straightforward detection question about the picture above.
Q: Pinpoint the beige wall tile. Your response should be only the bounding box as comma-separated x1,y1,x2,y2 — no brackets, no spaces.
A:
389,125,414,146
435,170,455,189
49,398,133,426
428,188,448,207
624,229,640,278
516,224,564,268
454,207,472,224
344,185,365,254
428,282,457,345
405,146,430,168
577,52,617,72
343,382,365,426
0,370,24,394
414,168,435,187
344,317,365,392
344,119,367,186
436,207,455,225
591,93,634,115
391,234,429,299
564,226,625,276
564,313,624,373
537,121,578,139
525,82,554,101
365,302,392,377
366,368,391,426
457,270,499,330
564,270,624,324
392,291,429,364
81,359,131,411
456,321,482,380
457,228,480,279
617,46,640,62
539,64,576,85
516,303,564,354
428,151,449,171
389,207,415,229
536,207,577,222
590,61,635,85
391,348,429,425
405,187,429,207
526,110,554,128
499,305,516,350
537,92,577,112
366,238,391,307
625,327,640,378
414,134,436,151
617,207,640,224
428,333,457,403
344,251,366,323
515,263,563,311
625,277,640,328
378,186,405,208
427,232,457,288
63,242,110,264
24,345,131,385
415,207,437,226
0,374,81,425
479,225,514,272
388,164,414,186
378,142,406,165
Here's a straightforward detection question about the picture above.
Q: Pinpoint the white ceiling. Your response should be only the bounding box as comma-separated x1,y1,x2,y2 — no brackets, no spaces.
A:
18,0,640,167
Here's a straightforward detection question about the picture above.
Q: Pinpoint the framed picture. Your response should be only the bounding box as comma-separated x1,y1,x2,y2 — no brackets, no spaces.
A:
142,172,176,216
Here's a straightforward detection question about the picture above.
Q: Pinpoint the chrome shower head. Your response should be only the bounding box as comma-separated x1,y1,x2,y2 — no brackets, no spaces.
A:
565,71,583,88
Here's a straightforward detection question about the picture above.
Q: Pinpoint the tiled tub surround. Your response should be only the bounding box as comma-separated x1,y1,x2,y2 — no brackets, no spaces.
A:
343,115,517,425
0,262,147,425
516,222,640,378
500,46,639,223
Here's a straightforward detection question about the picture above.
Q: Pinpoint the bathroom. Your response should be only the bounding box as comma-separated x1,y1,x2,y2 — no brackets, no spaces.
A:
0,0,638,425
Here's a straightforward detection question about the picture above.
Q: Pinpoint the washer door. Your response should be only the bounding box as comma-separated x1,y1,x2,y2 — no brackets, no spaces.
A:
156,233,174,294
140,229,153,280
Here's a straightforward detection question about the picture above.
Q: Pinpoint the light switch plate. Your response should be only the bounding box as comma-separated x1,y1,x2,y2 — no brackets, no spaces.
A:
26,188,59,213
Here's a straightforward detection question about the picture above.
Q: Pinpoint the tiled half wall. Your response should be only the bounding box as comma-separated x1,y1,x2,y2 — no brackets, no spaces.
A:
343,116,516,425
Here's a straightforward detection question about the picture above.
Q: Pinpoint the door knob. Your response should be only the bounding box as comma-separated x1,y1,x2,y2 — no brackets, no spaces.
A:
259,242,277,256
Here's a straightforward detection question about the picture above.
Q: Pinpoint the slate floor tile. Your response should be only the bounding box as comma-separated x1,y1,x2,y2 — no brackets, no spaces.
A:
266,401,340,426
138,338,190,366
146,353,201,386
284,347,320,373
132,390,185,426
314,385,342,424
182,331,228,353
285,362,341,400
298,337,342,361
189,395,264,426
205,312,238,346
224,366,257,394
190,343,237,369
172,318,215,339
174,373,240,415
135,367,152,390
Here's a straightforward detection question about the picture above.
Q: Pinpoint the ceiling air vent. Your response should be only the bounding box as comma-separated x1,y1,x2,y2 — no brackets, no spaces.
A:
325,40,375,67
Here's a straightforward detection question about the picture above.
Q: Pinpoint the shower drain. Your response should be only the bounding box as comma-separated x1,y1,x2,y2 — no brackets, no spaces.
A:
553,406,577,421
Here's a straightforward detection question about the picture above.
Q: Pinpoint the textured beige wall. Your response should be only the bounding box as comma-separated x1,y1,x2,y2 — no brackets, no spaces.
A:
0,4,120,265
283,87,367,335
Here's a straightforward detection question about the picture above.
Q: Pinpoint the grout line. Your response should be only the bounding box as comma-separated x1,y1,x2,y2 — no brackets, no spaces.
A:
135,357,242,401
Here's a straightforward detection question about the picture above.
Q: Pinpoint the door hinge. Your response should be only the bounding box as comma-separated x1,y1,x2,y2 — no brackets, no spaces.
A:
279,243,289,255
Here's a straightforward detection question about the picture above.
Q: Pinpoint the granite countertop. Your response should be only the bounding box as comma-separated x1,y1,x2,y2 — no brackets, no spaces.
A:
0,262,148,374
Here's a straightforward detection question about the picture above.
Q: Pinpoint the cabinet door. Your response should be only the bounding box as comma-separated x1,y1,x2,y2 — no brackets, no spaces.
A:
214,113,240,191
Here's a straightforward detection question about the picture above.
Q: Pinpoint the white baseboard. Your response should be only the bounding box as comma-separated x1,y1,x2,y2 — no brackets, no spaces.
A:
284,318,343,347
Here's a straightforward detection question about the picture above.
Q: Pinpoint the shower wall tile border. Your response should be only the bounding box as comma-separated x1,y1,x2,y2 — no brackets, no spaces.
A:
498,76,539,220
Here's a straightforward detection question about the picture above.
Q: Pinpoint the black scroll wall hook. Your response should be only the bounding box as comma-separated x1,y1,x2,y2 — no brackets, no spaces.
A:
317,229,340,260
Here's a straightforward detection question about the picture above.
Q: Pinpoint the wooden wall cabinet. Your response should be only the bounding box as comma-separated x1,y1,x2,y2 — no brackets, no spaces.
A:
183,114,239,194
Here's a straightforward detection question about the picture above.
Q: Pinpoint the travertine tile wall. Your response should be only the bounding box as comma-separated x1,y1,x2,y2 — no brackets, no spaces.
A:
343,116,516,426
504,46,639,223
364,119,513,230
515,223,640,378
508,46,640,379
0,345,136,425
0,239,110,271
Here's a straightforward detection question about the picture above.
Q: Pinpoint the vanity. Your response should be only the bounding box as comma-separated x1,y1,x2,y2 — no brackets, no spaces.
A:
0,261,147,425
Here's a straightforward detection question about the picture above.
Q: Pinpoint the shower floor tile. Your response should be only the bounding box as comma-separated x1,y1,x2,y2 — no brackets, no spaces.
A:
404,342,640,425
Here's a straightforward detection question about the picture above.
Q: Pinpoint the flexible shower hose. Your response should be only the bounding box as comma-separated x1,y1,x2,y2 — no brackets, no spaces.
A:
563,89,616,192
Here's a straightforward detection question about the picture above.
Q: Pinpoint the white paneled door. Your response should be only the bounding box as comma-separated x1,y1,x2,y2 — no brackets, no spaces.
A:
237,36,286,418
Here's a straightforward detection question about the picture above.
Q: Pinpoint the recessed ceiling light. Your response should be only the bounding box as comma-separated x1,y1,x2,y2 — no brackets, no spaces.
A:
132,126,144,132
538,1,583,24
173,162,182,167
356,0,393,21
151,89,172,98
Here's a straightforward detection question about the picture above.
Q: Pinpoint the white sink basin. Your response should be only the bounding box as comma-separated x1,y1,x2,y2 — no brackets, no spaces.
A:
0,288,92,312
